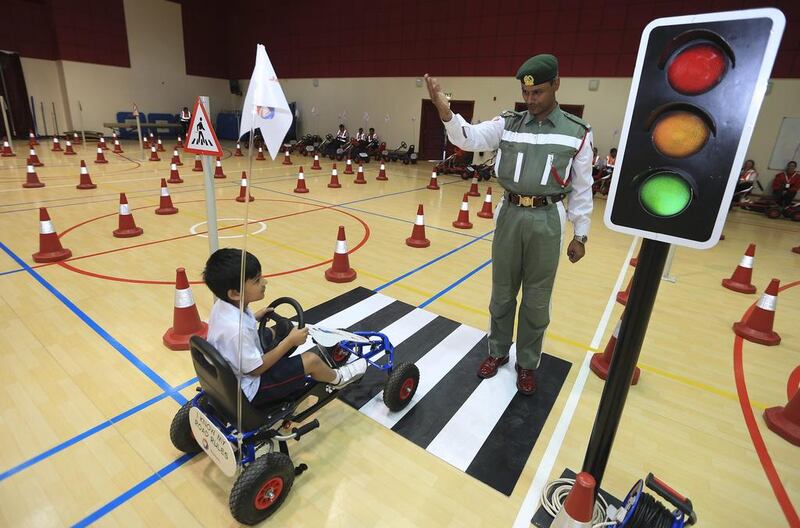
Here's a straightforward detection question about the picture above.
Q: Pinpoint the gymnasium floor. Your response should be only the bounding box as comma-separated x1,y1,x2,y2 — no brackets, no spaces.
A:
0,139,797,527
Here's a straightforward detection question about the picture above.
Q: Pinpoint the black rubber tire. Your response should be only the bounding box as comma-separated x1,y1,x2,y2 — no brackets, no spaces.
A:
383,362,420,412
169,399,201,454
229,452,295,525
766,207,782,219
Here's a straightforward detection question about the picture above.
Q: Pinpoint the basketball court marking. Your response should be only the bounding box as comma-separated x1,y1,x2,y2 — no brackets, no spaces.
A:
189,218,267,238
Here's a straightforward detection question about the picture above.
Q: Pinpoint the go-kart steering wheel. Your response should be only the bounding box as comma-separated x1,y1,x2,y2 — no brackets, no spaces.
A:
257,297,305,355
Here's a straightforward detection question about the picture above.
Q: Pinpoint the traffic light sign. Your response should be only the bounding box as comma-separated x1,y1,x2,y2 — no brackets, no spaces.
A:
604,9,785,249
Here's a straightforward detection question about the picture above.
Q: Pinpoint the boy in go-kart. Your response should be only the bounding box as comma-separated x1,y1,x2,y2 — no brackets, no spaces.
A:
203,248,366,407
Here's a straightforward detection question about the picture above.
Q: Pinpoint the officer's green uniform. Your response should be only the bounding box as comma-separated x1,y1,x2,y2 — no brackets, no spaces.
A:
490,56,591,369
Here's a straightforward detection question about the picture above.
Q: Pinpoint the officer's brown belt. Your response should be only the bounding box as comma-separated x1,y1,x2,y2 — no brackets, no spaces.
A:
506,192,566,207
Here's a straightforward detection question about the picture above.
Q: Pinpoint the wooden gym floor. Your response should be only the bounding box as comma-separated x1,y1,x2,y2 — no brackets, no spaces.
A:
0,139,797,527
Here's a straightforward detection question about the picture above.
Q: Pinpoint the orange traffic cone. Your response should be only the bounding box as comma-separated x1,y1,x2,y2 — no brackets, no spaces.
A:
590,318,640,385
112,132,118,144
32,208,72,263
793,246,800,254
192,155,203,172
324,226,357,283
283,150,292,165
28,130,39,146
156,138,165,152
354,163,366,184
630,246,641,267
733,278,781,345
406,204,430,248
171,149,182,166
452,194,473,229
162,268,208,350
722,243,757,294
113,139,123,154
23,165,44,188
168,163,183,184
27,147,43,166
214,157,225,178
427,170,440,190
344,158,354,174
467,176,480,197
113,193,143,238
143,136,150,149
550,472,596,528
64,140,76,155
328,164,341,188
311,153,321,170
235,171,255,202
234,142,243,156
98,136,108,150
477,186,494,218
617,276,631,305
155,178,178,215
76,160,96,189
72,132,81,145
376,162,388,181
764,388,800,446
149,146,160,161
294,167,309,193
1,136,14,156
175,136,183,149
256,147,266,161
95,147,108,164
51,136,63,152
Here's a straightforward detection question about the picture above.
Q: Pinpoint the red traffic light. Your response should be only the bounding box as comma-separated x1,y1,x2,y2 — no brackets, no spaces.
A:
667,44,727,95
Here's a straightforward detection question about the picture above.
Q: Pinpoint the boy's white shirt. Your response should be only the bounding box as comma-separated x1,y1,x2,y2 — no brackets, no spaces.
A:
206,299,263,401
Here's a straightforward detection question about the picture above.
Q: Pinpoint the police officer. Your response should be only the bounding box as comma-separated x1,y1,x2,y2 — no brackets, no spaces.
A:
425,54,593,395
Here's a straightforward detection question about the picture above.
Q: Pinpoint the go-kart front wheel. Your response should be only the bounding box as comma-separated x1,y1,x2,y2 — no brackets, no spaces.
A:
383,362,420,412
169,399,202,454
230,452,295,525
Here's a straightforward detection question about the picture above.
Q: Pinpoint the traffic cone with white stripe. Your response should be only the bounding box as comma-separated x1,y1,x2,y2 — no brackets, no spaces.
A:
550,472,596,528
28,130,38,146
175,136,183,149
112,132,118,145
192,155,202,172
28,147,43,166
23,164,44,188
452,194,473,229
143,136,150,149
764,387,800,446
324,226,357,283
156,138,165,152
283,149,292,165
32,208,72,263
155,178,178,215
95,147,108,164
427,170,440,190
590,318,640,385
328,164,341,188
98,136,108,150
256,147,266,161
294,167,309,193
406,204,430,248
477,186,494,218
162,267,208,350
733,278,781,346
113,139,123,154
234,142,243,156
76,160,96,189
149,146,160,161
214,157,226,178
376,162,388,181
171,149,182,165
722,243,757,294
1,136,14,157
235,171,254,202
113,193,143,238
344,158,354,174
467,176,480,197
64,140,76,155
311,153,321,170
72,132,81,145
168,163,183,184
354,163,366,184
51,136,63,152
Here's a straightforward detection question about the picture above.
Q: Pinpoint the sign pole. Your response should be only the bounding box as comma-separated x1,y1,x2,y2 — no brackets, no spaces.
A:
199,96,219,254
133,103,144,161
78,100,86,146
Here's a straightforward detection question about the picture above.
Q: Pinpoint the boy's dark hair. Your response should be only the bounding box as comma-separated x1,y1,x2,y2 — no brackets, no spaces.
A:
203,248,261,302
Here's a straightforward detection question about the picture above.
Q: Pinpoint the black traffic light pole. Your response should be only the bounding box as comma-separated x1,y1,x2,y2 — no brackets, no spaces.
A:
582,238,670,489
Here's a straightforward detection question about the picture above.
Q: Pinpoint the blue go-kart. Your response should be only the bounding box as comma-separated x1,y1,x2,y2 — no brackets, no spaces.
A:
169,297,419,525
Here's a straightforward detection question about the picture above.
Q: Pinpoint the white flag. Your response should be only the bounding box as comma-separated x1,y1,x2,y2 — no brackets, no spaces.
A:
239,44,292,160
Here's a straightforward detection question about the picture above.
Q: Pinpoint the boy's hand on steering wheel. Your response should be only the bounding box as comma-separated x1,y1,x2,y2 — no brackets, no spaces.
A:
287,326,309,347
254,307,274,321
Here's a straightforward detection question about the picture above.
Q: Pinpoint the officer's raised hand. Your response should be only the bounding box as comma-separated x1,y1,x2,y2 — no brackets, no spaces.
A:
424,74,453,122
567,239,586,263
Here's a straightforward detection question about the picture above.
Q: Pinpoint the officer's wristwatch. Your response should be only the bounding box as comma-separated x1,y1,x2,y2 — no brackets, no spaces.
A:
573,234,588,244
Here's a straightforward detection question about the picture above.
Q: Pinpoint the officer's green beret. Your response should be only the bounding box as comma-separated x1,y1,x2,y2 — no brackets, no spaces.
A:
515,54,558,86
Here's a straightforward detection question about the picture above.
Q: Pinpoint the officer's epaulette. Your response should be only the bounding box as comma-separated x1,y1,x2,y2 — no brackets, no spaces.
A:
563,111,591,131
499,110,523,119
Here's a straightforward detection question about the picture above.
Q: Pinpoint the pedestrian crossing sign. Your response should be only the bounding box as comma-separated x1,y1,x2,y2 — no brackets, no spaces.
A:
184,96,223,157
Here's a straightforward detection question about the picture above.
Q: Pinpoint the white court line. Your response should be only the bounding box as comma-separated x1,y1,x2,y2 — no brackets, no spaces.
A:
511,236,638,528
426,344,519,471
357,324,486,426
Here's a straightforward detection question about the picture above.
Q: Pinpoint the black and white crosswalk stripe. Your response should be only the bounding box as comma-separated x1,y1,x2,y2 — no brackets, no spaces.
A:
299,287,572,496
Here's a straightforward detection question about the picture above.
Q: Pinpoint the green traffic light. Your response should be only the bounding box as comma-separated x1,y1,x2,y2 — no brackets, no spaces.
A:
639,171,692,217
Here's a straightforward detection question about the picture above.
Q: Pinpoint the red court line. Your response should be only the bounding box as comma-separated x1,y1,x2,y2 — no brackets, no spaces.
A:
733,279,800,528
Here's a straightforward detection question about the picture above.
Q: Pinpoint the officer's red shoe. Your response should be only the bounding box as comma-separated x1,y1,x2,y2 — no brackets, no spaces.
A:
477,355,509,378
515,363,537,395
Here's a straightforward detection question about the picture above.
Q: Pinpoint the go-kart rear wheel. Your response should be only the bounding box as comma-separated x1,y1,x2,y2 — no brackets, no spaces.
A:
766,207,782,219
230,452,295,525
169,399,201,454
383,362,420,412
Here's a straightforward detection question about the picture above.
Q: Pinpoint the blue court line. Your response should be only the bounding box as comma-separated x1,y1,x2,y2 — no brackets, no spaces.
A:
0,377,197,483
0,242,185,405
71,452,196,527
0,268,23,276
419,258,493,308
